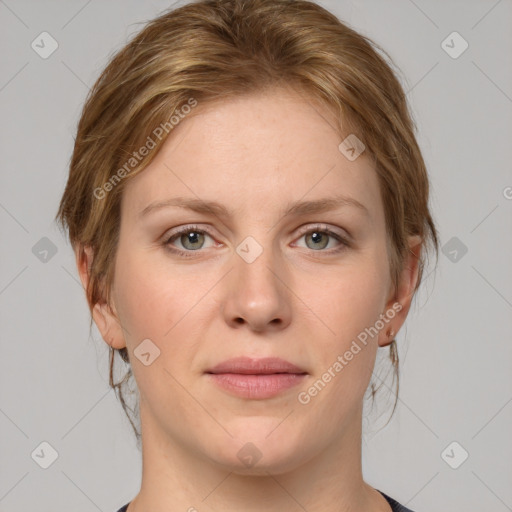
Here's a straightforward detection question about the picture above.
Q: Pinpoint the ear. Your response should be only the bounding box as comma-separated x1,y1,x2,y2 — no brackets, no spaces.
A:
74,244,127,350
378,235,422,347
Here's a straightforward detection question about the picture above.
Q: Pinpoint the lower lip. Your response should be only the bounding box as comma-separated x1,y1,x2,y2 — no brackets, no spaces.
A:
206,373,307,399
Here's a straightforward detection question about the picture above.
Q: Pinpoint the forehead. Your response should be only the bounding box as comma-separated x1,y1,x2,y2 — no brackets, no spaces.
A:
121,87,382,225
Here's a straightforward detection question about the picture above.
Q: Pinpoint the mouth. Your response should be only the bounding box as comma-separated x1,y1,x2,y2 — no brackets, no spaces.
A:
205,357,308,399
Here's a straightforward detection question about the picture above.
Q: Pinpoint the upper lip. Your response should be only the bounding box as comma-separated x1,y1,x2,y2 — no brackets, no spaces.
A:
206,357,307,375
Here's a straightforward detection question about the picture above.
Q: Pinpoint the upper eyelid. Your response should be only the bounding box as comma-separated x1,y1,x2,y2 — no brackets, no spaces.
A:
295,223,344,235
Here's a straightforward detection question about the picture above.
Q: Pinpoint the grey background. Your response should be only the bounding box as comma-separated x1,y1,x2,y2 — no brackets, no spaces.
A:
1,0,511,511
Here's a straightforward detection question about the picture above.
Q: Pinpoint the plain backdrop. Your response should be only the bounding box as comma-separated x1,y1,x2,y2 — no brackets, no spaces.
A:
0,1,511,511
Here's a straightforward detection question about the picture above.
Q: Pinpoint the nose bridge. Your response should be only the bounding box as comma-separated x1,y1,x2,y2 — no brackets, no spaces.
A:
221,230,292,330
235,231,284,296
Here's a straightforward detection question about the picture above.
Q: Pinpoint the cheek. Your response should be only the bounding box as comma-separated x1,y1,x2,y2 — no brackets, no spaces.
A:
112,250,216,355
111,248,182,345
111,252,203,399
302,252,389,400
314,260,389,342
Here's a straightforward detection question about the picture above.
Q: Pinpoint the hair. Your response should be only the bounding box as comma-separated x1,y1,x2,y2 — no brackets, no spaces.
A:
56,0,439,445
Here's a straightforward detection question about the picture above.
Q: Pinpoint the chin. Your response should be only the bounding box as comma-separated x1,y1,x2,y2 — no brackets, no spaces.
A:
205,418,311,476
212,448,308,477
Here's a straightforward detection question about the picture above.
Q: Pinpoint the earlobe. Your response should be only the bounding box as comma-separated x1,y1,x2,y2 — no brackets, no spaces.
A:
92,303,110,340
92,302,126,349
379,326,396,348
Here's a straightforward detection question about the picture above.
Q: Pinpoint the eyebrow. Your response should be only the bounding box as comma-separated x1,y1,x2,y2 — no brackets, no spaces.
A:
138,194,369,220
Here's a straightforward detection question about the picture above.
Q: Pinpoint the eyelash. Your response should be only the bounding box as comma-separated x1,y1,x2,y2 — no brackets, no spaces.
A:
163,224,350,258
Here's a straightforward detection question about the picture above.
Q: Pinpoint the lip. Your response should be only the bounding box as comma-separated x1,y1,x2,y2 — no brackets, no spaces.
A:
206,356,307,375
205,357,308,399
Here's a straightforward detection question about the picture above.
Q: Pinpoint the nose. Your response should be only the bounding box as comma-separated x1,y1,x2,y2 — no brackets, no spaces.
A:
221,241,292,333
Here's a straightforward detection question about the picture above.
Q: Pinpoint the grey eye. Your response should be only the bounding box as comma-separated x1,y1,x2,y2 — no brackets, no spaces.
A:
304,230,330,250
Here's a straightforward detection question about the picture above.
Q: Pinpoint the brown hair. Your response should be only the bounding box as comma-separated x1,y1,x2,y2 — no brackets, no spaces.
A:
56,0,439,444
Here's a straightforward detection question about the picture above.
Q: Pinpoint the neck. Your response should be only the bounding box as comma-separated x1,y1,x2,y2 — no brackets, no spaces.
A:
127,401,389,512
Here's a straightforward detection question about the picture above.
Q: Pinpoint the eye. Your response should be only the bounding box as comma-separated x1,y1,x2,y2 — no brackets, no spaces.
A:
164,225,216,254
162,223,350,258
293,225,349,253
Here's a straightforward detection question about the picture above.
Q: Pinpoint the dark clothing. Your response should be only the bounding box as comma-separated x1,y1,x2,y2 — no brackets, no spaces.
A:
115,489,415,511
378,489,416,511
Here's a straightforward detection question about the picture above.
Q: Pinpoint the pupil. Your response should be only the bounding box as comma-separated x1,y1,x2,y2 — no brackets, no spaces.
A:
308,231,329,250
183,231,202,250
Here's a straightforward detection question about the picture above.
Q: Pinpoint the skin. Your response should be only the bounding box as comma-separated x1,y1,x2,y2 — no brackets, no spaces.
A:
77,86,421,512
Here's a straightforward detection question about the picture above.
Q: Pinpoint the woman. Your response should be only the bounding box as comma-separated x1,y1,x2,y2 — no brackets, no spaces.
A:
56,0,439,510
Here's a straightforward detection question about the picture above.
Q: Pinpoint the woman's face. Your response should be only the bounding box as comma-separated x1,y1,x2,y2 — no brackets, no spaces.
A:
93,87,418,474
